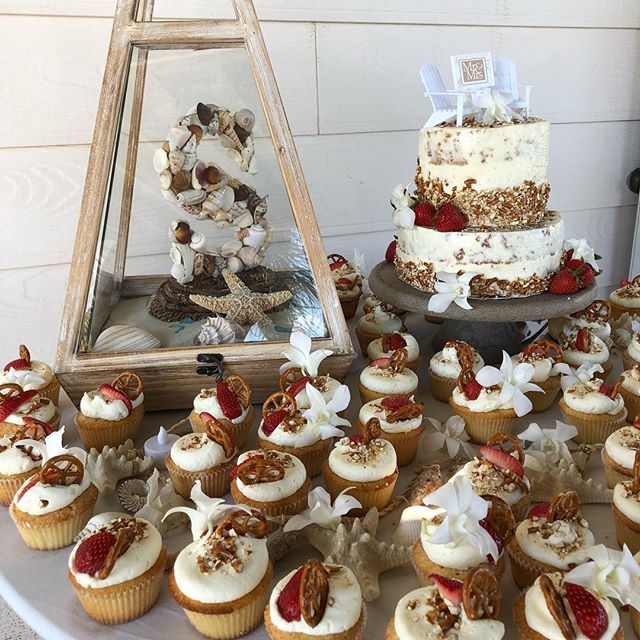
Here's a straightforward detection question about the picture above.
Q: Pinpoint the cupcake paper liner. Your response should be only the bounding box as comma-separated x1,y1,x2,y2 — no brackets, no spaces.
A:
619,386,640,424
558,398,627,444
507,537,566,589
189,406,255,449
354,419,424,466
632,606,640,639
340,295,361,320
527,376,561,413
0,468,39,507
0,409,61,438
448,399,517,445
428,371,457,403
37,377,61,405
613,504,640,555
355,326,379,357
75,405,145,450
257,437,332,479
230,479,310,518
610,300,638,321
166,455,237,499
602,448,633,489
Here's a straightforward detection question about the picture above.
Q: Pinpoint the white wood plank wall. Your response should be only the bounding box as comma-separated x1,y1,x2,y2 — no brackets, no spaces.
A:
0,0,639,363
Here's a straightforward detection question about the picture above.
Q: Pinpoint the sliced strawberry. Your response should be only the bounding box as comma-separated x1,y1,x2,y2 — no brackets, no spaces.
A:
479,445,525,477
385,239,397,263
370,357,391,369
413,202,436,227
73,531,117,576
350,434,364,444
527,502,550,519
0,390,38,423
277,566,304,621
98,384,132,415
329,258,348,271
288,376,312,398
430,574,463,605
575,328,590,353
598,382,612,396
22,416,53,435
216,381,242,420
565,581,608,640
3,358,29,372
336,277,355,286
261,410,287,436
621,279,631,287
16,474,40,501
380,395,411,410
387,333,407,350
464,378,483,401
199,411,215,424
479,519,503,559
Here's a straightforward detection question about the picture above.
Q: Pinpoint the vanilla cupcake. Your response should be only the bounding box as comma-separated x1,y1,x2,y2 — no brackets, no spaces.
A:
258,386,349,478
560,326,612,379
230,449,310,517
624,331,640,371
0,385,60,437
610,276,640,320
75,372,145,449
1,345,60,403
603,424,640,487
265,561,365,640
356,396,424,465
10,429,97,550
550,300,613,345
355,306,403,355
358,348,418,403
558,378,626,444
617,367,640,426
508,491,594,588
68,516,166,624
367,332,421,373
514,572,621,640
328,253,362,319
323,418,398,513
188,375,253,448
512,339,563,413
429,340,483,402
166,417,238,499
386,568,505,640
612,451,640,554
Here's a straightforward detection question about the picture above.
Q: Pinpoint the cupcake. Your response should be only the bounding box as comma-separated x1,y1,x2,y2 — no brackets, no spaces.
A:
188,374,253,448
411,475,514,584
610,275,640,320
453,433,530,521
258,386,349,478
355,306,403,356
603,424,640,487
429,340,484,403
358,348,418,403
560,326,612,379
168,498,272,639
323,418,399,513
265,560,365,640
166,416,238,499
558,378,626,444
508,490,595,588
356,395,424,465
624,329,640,371
513,339,563,413
230,449,310,517
68,516,166,624
75,372,145,449
549,300,613,345
613,450,640,553
0,419,51,507
617,366,640,421
0,384,60,437
367,332,421,373
385,567,505,639
514,573,621,640
327,253,362,319
10,429,98,550
1,345,60,404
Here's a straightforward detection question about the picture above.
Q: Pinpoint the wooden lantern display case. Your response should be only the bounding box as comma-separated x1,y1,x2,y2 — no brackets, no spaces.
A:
56,0,354,410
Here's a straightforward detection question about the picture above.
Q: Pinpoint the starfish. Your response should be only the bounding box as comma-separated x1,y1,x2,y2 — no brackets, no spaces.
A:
190,269,292,326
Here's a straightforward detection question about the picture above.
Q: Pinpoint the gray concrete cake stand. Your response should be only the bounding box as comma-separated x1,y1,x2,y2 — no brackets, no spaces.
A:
368,261,597,363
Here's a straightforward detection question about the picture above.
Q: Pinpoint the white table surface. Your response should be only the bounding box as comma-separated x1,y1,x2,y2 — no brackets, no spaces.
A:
0,315,633,639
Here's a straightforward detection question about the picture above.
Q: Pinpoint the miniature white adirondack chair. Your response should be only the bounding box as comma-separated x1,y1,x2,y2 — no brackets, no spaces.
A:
494,58,532,117
420,64,475,127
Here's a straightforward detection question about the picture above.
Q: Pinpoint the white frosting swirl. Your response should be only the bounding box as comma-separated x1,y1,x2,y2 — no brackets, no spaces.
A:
571,317,611,344
451,386,513,413
561,330,609,367
359,366,418,394
367,334,420,361
293,376,340,410
604,426,640,469
358,399,423,434
627,334,640,363
170,433,234,472
356,307,402,335
0,361,53,391
453,460,529,507
430,345,484,379
4,396,56,426
611,285,640,308
563,381,625,415
80,390,144,421
0,439,41,476
235,450,306,502
614,482,640,523
621,366,640,396
328,436,397,482
192,388,249,425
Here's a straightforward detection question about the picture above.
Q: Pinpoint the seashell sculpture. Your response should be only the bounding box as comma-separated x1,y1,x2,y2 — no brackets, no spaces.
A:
74,512,130,542
93,324,160,353
85,439,155,494
118,477,150,514
198,315,246,345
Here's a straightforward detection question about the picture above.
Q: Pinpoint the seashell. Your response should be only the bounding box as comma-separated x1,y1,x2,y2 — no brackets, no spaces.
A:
213,210,231,224
183,150,197,172
196,102,215,126
118,478,150,514
243,223,268,249
168,126,192,150
202,191,224,216
221,186,235,211
221,239,243,256
237,245,260,268
226,256,244,273
168,149,185,174
171,170,191,192
228,200,247,218
135,469,189,536
207,112,219,138
162,141,170,153
186,124,204,144
153,148,169,173
177,189,206,206
227,148,242,165
162,189,177,202
75,512,130,542
235,108,255,132
158,170,172,190
173,221,193,244
233,211,253,229
182,135,198,155
233,184,253,202
198,316,246,345
253,196,268,222
93,324,161,353
233,123,250,144
219,133,237,150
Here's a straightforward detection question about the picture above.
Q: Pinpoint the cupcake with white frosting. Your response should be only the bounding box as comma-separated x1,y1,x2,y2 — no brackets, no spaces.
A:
558,378,626,444
507,490,594,588
0,344,60,403
358,348,418,403
0,384,60,437
10,428,97,550
367,331,421,372
356,395,424,465
265,560,365,640
560,326,612,379
429,340,483,402
549,300,613,346
624,328,640,371
230,449,310,517
603,424,640,487
75,371,145,449
385,567,505,640
610,276,640,320
616,367,640,429
258,386,349,478
68,516,166,624
613,450,640,554
322,418,399,513
327,253,363,319
355,305,403,355
188,374,253,448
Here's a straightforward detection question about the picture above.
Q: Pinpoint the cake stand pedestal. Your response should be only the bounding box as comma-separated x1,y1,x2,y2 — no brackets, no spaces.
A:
368,262,597,363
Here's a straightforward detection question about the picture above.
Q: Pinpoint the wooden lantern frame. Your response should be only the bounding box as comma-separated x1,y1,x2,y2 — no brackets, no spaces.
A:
55,0,355,410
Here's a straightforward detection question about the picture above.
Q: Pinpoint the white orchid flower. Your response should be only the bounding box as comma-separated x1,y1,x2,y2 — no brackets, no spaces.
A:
566,545,640,609
422,415,475,459
475,351,542,417
612,314,640,348
302,382,350,437
284,486,361,532
163,481,250,541
428,271,478,313
421,475,499,562
518,420,577,470
476,89,522,125
351,249,366,276
279,330,333,377
16,426,87,466
390,184,416,229
563,238,599,271
555,361,604,392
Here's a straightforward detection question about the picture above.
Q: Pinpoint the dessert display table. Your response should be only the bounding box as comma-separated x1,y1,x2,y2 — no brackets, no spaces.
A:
369,261,597,362
0,313,631,640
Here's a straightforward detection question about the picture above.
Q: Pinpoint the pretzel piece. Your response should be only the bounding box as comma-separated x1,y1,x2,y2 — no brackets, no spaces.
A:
18,345,31,365
236,457,285,485
546,490,580,522
97,526,135,580
386,401,424,423
389,348,408,373
40,454,84,486
205,417,236,457
632,451,640,494
457,368,475,392
225,374,251,408
0,383,23,401
326,253,348,267
279,367,305,392
262,391,297,418
539,575,575,640
363,417,382,444
111,372,143,399
215,510,268,539
482,494,515,545
462,566,500,620
300,560,329,628
521,339,563,363
485,433,525,464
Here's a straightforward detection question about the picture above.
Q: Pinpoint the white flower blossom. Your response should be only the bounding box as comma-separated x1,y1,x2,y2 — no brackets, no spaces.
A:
280,331,333,377
284,486,361,532
390,184,415,229
563,238,599,271
428,271,478,313
351,249,366,276
555,361,604,392
301,382,350,439
518,420,577,471
476,89,523,125
17,426,86,466
422,415,475,459
613,314,640,348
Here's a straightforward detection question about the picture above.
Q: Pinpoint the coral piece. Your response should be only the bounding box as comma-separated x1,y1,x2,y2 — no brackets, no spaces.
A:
266,526,307,563
198,315,246,345
379,463,443,516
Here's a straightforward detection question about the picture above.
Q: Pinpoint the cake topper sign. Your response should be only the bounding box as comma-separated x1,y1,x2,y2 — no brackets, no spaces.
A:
451,52,495,89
